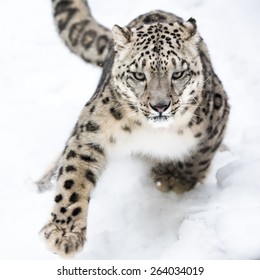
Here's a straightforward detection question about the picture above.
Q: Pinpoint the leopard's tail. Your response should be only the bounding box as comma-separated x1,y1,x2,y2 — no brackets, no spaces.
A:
52,0,113,66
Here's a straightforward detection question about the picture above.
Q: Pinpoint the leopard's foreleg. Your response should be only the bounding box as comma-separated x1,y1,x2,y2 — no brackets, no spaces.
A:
40,124,106,257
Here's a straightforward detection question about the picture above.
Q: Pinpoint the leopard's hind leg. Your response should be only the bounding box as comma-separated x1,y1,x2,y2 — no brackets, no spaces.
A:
151,146,216,193
151,161,199,193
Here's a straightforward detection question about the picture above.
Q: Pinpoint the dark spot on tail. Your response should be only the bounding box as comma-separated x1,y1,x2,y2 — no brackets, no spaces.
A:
81,30,97,49
69,20,89,46
55,1,78,32
97,35,109,55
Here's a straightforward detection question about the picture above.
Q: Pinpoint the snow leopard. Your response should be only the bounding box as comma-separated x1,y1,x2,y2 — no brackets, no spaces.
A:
39,0,229,257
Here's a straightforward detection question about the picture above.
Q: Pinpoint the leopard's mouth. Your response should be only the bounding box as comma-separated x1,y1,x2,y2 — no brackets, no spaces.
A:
140,106,174,124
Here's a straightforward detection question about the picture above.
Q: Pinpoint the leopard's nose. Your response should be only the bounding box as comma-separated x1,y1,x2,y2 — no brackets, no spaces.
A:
149,101,171,113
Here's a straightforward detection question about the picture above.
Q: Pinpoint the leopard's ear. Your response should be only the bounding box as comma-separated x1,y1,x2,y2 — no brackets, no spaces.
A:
112,25,132,51
179,18,199,41
186,18,197,37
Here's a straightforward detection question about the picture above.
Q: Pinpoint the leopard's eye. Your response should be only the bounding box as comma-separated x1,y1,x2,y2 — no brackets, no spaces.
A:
172,70,185,80
132,72,146,81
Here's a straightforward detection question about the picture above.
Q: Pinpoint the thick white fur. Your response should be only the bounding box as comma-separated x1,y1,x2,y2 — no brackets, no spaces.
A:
106,122,198,161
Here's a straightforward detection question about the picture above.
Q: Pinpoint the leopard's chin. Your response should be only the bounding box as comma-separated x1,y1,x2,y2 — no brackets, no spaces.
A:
147,115,172,128
149,115,169,122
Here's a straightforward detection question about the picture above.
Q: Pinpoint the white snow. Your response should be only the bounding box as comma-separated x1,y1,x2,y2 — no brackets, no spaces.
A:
0,0,260,260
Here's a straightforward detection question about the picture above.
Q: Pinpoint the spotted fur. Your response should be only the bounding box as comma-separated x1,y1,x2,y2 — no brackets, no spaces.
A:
39,0,229,257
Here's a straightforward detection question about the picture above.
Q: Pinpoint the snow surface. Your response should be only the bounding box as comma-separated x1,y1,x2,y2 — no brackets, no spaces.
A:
0,0,260,260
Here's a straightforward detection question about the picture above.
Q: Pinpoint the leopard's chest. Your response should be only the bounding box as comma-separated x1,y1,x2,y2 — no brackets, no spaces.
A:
106,124,198,161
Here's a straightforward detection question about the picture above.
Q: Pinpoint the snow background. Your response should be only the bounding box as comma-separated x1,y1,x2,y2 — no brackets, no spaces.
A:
0,0,260,260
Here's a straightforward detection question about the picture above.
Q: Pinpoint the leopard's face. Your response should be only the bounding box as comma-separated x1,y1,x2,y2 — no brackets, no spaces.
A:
112,20,204,127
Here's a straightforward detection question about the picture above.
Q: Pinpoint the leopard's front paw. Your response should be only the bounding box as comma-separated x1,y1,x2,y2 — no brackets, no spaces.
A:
40,221,86,257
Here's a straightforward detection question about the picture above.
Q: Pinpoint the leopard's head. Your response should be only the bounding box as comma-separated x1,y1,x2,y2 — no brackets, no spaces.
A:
111,18,204,127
